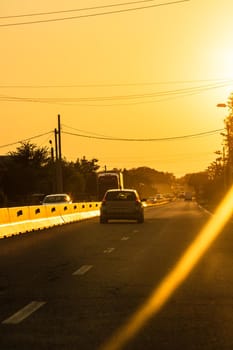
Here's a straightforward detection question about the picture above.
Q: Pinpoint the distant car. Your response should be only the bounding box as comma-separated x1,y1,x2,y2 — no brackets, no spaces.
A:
156,193,164,201
42,193,72,205
146,197,157,205
164,193,174,201
100,189,144,224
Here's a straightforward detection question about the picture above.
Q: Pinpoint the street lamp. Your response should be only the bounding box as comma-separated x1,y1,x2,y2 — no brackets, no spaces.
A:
217,103,227,108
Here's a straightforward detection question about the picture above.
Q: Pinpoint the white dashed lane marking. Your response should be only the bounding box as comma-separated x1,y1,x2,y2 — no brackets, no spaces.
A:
103,248,115,254
2,301,46,324
72,265,93,276
121,236,130,241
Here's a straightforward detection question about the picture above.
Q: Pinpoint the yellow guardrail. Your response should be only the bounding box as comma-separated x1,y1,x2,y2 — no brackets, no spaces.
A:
0,202,100,239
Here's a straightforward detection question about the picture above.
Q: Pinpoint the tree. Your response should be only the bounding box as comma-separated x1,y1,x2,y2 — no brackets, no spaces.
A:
123,167,174,198
222,92,233,186
184,171,208,198
2,141,50,203
9,141,49,167
62,160,86,200
74,156,100,174
74,157,100,197
184,93,233,208
61,157,100,200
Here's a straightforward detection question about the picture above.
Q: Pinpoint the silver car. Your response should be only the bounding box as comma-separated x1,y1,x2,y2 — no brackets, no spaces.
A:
42,193,72,205
100,189,144,224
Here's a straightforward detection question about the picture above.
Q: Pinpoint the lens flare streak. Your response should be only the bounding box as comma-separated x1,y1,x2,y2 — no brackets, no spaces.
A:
100,185,233,350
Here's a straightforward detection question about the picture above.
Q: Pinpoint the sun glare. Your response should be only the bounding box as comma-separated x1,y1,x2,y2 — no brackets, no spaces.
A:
100,185,233,350
213,47,233,79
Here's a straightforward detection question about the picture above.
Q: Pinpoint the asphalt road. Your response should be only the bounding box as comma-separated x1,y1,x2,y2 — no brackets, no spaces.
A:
0,200,233,350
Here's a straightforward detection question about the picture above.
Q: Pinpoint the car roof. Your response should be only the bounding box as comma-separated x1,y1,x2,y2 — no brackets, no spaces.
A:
44,193,69,197
105,189,137,192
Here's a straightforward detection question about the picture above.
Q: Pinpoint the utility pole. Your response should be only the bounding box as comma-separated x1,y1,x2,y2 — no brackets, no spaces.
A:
223,146,227,191
217,101,233,188
55,115,63,193
54,128,58,161
58,114,62,164
54,128,59,193
49,139,55,193
229,120,233,185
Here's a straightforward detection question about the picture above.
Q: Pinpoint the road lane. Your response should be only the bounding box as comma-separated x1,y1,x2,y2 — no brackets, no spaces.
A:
72,265,93,276
2,301,46,324
0,200,233,349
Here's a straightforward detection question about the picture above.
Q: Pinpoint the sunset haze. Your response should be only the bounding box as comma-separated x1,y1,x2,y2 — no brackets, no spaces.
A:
1,0,233,176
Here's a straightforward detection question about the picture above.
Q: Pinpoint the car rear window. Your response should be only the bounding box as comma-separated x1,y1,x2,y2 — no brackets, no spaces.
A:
105,191,136,201
43,195,68,203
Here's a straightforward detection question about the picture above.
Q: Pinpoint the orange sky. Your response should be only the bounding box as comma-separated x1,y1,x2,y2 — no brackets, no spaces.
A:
1,0,233,177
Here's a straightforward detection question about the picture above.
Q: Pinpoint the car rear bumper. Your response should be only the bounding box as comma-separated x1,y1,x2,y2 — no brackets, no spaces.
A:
101,208,143,219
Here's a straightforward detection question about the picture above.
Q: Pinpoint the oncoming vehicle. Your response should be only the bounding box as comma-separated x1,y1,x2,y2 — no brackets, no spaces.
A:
100,189,144,224
42,193,72,205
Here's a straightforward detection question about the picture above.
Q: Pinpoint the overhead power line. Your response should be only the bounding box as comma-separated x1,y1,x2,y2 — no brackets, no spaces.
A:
0,0,190,27
1,81,232,106
0,131,53,149
0,0,189,19
0,128,222,152
0,78,231,89
62,128,223,142
62,123,114,138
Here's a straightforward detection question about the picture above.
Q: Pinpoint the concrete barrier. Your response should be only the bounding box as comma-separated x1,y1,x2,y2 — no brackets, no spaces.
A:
0,208,10,224
0,202,101,239
0,208,11,238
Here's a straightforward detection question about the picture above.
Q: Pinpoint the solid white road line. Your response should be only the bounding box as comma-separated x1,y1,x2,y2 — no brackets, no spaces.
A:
103,248,115,254
2,301,46,324
72,265,93,276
